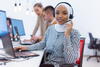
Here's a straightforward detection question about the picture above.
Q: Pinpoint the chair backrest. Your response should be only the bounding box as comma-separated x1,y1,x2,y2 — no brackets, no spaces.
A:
89,33,94,41
76,37,85,67
88,33,97,49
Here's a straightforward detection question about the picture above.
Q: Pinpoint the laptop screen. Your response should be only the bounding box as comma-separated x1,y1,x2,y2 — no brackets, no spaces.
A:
1,33,39,58
1,33,15,58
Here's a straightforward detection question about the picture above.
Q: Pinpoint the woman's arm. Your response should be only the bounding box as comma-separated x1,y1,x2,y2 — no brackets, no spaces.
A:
14,27,50,51
32,16,40,35
63,30,80,63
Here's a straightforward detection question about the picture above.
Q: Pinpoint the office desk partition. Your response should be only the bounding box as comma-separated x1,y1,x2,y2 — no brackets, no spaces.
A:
0,50,44,67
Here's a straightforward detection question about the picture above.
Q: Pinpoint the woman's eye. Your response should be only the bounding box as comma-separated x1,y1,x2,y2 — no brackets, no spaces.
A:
63,12,68,15
55,12,59,14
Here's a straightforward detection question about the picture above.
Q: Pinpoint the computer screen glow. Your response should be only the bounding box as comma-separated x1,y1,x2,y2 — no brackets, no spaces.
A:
0,10,8,37
11,19,25,36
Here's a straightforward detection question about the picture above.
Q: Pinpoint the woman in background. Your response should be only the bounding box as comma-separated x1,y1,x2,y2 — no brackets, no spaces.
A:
31,3,44,41
24,3,44,43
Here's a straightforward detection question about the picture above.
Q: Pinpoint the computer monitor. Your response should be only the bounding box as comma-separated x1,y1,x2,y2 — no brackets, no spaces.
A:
0,10,8,37
11,19,25,36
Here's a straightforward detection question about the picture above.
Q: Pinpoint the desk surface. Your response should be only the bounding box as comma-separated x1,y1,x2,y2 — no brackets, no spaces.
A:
0,50,44,67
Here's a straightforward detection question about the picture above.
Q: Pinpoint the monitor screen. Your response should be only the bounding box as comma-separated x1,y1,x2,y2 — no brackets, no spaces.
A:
0,10,8,37
11,19,25,36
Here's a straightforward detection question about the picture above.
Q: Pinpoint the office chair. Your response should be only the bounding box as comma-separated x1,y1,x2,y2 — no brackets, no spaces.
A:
60,37,85,67
40,51,54,67
87,32,100,62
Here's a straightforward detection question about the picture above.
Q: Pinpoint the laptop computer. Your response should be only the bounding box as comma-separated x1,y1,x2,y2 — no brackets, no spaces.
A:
1,33,39,58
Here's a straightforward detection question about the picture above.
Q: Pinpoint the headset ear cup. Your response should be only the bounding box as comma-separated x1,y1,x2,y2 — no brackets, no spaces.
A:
69,14,73,19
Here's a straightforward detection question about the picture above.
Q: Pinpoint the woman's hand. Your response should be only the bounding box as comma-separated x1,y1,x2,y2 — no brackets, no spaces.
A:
14,46,28,51
64,21,73,38
31,36,43,42
31,36,39,41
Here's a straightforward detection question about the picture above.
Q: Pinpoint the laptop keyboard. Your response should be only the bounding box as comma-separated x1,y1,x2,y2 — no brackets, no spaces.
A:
15,51,39,57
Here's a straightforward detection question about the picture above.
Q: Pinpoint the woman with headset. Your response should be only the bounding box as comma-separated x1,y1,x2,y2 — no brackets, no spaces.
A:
15,2,80,67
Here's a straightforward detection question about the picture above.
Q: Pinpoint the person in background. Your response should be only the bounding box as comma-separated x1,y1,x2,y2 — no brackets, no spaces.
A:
7,17,19,41
43,5,57,31
6,17,14,40
15,2,80,67
25,5,57,43
24,3,44,43
32,3,44,37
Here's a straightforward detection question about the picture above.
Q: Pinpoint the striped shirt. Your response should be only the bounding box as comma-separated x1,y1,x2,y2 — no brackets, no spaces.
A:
28,25,80,67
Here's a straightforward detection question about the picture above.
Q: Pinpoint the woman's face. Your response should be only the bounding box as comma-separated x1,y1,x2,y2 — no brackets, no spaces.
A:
34,6,43,16
55,5,68,25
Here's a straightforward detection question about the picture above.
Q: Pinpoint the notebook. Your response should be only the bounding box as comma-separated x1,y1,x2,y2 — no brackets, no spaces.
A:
1,33,39,58
20,40,34,45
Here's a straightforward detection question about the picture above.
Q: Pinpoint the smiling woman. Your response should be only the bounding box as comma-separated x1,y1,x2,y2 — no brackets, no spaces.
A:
14,2,80,67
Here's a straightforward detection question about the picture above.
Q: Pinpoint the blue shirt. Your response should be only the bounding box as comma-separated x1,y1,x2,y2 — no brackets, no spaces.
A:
28,25,80,66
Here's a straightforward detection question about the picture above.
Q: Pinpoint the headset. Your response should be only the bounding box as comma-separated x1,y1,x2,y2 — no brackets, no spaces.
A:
55,2,74,19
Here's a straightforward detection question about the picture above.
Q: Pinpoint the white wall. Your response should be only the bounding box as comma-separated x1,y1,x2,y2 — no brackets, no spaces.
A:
0,0,100,55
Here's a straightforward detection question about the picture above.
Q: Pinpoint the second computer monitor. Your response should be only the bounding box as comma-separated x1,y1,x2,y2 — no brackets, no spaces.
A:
11,19,25,36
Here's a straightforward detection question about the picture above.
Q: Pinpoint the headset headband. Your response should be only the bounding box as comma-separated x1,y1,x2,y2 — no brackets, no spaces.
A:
55,2,74,19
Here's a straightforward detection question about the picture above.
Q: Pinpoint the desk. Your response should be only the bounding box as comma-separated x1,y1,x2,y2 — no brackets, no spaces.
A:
0,50,44,67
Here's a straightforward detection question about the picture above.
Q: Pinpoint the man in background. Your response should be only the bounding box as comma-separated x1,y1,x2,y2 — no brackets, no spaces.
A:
43,5,56,32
